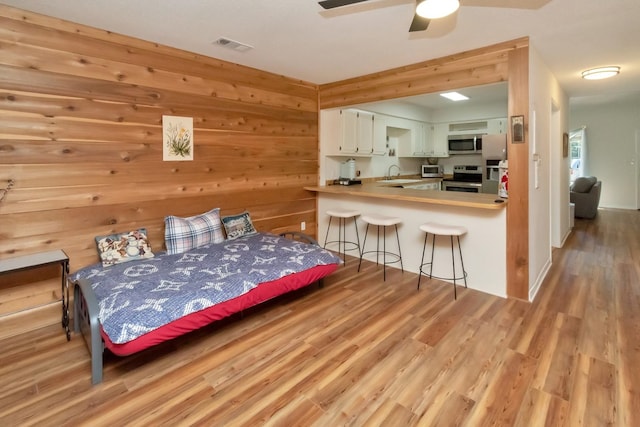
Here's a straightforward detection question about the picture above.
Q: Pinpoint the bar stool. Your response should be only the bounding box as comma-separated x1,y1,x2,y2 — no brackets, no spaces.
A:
323,209,361,264
417,222,468,299
358,214,403,281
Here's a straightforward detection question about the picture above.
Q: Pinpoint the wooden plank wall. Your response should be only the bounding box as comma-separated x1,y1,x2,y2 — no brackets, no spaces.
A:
318,38,530,299
0,5,319,329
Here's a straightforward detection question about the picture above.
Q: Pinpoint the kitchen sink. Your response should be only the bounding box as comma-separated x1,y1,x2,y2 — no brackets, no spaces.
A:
376,179,422,184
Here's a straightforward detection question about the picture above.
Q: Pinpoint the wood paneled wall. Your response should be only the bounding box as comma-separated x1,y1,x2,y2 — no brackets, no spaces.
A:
0,6,319,326
318,38,530,299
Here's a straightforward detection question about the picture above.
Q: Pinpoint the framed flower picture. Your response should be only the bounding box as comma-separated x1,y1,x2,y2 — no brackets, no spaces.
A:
163,115,193,161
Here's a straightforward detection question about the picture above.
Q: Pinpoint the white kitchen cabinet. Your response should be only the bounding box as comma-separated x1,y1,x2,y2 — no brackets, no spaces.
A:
487,118,508,134
322,108,375,156
355,110,374,155
429,123,449,157
398,120,430,157
372,113,388,155
340,109,359,154
321,109,342,156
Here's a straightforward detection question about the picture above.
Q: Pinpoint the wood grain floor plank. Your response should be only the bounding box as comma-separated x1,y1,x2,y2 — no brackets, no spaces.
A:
464,348,539,426
0,208,637,426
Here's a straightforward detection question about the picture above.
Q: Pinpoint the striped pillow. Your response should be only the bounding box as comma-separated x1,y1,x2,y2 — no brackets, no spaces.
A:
164,208,225,254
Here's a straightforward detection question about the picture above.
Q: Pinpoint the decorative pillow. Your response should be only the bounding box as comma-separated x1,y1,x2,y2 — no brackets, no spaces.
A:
222,211,257,240
571,176,597,193
95,228,154,267
164,208,225,254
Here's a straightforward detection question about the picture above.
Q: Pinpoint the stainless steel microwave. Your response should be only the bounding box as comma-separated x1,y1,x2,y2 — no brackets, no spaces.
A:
421,164,443,178
448,134,484,154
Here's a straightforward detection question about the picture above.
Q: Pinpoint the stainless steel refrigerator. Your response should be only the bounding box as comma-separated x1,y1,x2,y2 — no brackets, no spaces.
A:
482,134,507,194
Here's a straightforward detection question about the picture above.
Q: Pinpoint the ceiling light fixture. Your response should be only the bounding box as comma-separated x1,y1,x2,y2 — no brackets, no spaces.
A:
581,66,620,80
440,91,468,101
416,0,460,19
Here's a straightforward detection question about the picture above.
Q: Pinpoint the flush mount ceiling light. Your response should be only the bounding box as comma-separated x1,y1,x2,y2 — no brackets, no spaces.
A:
440,91,469,101
416,0,460,19
581,66,620,80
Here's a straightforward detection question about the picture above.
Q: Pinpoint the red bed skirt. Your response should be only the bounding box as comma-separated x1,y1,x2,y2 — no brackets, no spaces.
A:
102,263,338,356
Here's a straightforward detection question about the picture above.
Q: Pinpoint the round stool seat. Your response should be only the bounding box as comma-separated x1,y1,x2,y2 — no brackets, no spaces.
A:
417,222,468,299
358,213,403,281
324,209,361,265
361,214,402,227
419,222,467,237
326,209,361,219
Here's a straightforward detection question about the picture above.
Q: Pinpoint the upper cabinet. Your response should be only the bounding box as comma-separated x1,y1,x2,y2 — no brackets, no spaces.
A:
321,107,506,158
430,123,449,157
487,118,508,134
397,120,430,157
446,118,508,135
322,108,379,156
371,113,388,155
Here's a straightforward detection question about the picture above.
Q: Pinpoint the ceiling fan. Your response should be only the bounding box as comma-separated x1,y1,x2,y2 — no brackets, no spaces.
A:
319,0,460,32
318,0,539,33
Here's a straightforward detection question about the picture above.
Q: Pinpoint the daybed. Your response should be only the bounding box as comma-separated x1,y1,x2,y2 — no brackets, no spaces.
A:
72,231,340,384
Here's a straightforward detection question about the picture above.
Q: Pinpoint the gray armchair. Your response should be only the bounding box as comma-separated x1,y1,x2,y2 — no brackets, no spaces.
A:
570,176,601,219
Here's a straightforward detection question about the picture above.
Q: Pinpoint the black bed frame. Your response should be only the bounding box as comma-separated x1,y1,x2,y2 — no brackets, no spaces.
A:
73,232,325,385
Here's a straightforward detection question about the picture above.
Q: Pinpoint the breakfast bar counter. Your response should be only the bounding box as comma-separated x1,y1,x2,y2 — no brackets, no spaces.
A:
306,183,507,298
304,184,507,210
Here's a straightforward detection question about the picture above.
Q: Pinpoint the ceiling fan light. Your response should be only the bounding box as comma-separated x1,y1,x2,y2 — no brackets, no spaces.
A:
581,66,620,80
416,0,460,19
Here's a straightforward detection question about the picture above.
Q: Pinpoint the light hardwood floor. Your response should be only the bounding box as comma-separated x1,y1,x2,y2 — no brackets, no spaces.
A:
0,208,638,426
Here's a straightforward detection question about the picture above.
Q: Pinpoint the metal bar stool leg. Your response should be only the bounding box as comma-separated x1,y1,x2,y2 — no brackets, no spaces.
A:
323,216,333,250
394,224,404,273
451,235,457,299
338,217,345,262
382,225,387,281
457,236,468,289
376,225,381,266
417,231,429,290
353,217,362,257
429,233,436,278
358,224,370,272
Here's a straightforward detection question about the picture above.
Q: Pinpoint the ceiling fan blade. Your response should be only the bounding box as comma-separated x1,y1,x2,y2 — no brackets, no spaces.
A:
462,0,550,9
409,13,430,32
318,0,371,9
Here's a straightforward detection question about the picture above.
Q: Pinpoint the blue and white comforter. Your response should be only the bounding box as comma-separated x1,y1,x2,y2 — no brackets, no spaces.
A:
71,233,340,344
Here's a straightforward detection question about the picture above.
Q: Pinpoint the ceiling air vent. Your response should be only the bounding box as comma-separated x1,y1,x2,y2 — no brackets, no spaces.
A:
213,37,253,53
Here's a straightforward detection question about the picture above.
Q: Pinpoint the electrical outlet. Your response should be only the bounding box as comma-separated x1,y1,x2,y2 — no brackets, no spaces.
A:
301,221,306,231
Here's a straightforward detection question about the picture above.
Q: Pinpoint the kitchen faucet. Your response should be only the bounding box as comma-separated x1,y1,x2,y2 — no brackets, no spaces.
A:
386,164,400,179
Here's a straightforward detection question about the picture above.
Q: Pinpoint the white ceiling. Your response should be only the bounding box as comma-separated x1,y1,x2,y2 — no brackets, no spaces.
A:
2,0,639,107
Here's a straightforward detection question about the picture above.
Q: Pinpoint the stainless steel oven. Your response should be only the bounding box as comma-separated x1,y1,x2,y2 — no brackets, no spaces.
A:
442,181,482,193
443,165,483,193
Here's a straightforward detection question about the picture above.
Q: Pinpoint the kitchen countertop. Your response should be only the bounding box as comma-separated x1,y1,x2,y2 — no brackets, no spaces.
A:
305,183,507,210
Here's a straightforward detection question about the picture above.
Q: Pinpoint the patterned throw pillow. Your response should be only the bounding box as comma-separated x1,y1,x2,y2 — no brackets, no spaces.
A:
164,208,225,254
222,211,257,240
95,229,155,267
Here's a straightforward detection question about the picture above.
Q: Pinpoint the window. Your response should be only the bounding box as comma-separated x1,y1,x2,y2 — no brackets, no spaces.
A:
569,127,586,183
